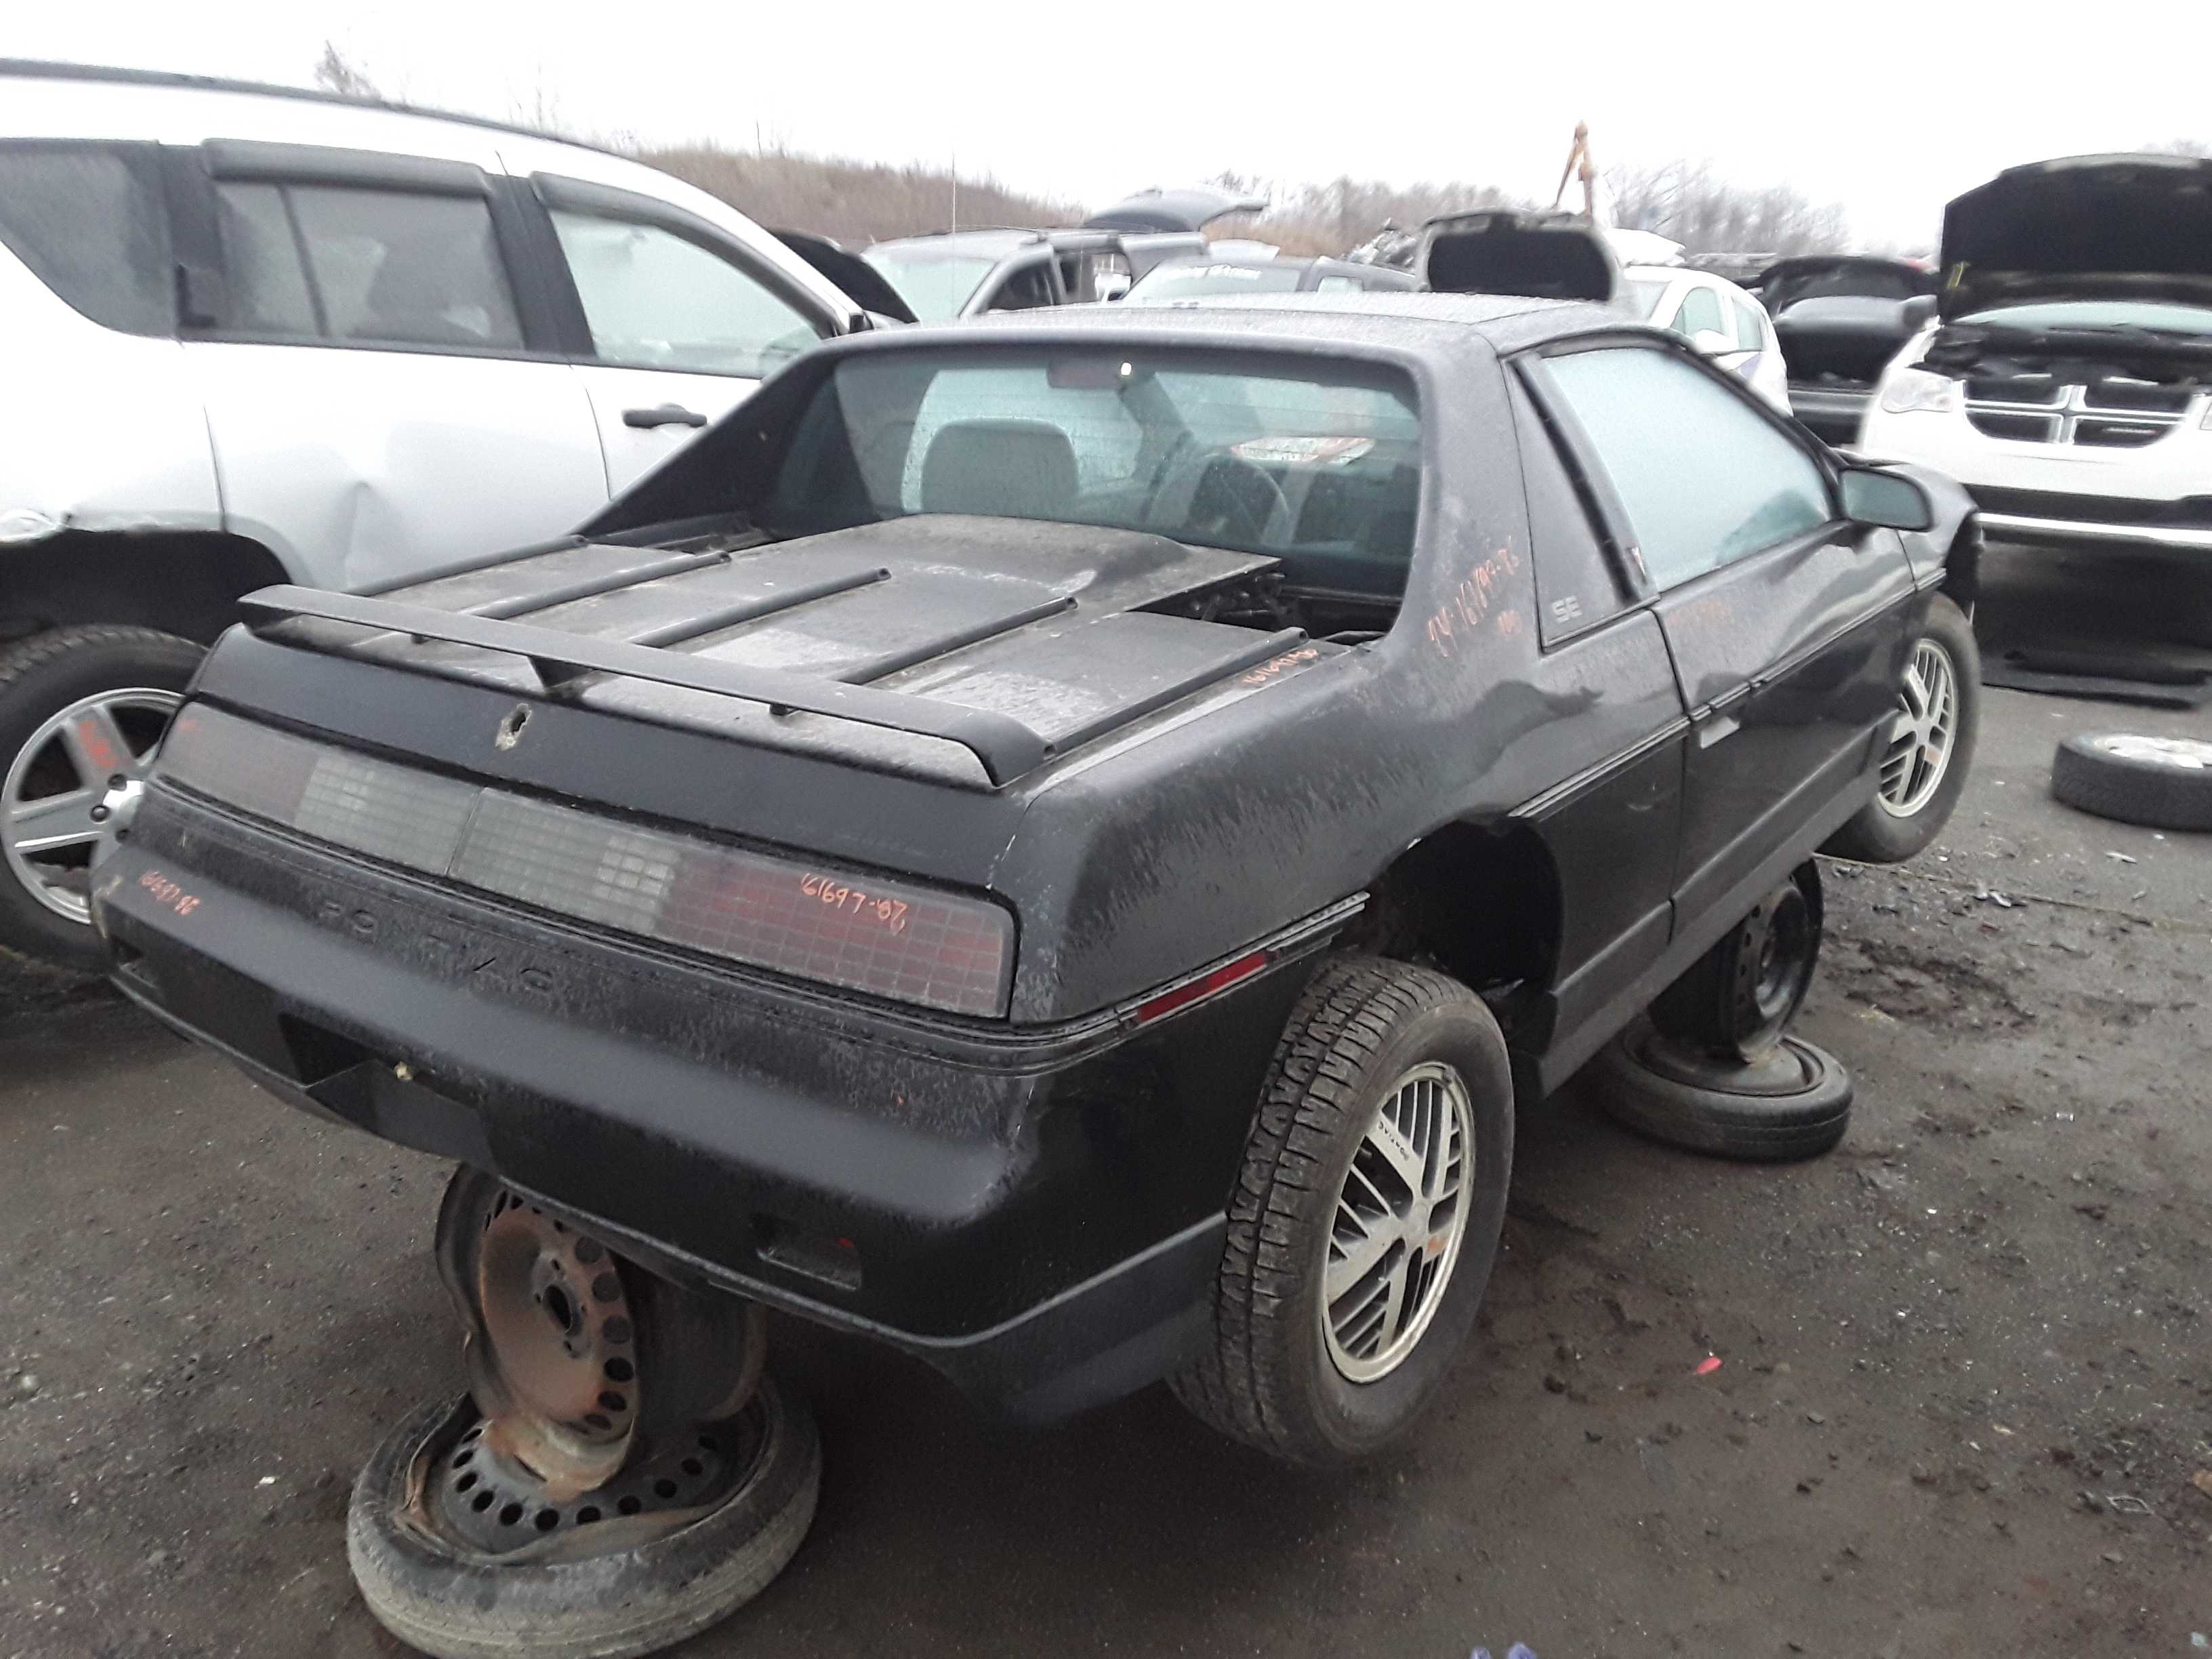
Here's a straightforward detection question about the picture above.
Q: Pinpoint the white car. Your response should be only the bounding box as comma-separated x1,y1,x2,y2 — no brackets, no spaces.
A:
1625,265,1793,416
1859,152,2212,560
0,58,877,970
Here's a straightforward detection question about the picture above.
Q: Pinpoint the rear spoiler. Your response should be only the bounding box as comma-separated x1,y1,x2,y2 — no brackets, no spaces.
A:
237,586,1300,789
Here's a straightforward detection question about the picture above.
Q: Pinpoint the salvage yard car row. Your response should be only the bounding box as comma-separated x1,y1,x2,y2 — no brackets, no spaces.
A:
10,45,2211,1659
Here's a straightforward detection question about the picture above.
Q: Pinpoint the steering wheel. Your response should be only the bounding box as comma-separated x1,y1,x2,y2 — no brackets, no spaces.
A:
1151,451,1296,548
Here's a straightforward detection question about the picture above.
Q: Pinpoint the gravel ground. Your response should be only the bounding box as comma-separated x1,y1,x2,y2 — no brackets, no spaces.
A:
3,551,2209,1658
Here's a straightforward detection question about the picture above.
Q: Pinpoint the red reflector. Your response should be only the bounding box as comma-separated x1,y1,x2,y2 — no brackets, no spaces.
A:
1135,949,1271,1025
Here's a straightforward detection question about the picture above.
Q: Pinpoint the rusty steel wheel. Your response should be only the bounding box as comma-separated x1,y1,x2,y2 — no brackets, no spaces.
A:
433,1169,766,1502
343,1169,817,1658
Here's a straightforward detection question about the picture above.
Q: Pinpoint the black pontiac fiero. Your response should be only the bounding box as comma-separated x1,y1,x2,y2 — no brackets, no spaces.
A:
96,295,1978,1465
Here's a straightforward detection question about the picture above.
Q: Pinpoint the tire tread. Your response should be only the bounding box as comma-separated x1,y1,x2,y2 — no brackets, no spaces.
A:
1173,955,1500,1462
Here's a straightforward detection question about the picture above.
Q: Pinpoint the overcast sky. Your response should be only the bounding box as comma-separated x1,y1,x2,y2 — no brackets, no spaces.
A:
10,1,2208,249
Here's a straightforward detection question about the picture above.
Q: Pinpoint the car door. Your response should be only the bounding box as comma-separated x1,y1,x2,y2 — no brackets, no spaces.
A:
966,251,1062,316
173,141,608,592
1502,373,1687,1049
1534,341,1916,922
528,174,844,495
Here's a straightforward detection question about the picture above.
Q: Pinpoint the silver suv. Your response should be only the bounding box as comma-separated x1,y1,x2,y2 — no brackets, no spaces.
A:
0,60,873,969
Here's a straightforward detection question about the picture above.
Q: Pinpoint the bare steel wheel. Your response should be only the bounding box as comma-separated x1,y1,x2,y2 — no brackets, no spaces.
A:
434,1168,766,1498
347,1168,817,1658
1878,636,1959,818
467,1189,644,1498
1323,1061,1475,1383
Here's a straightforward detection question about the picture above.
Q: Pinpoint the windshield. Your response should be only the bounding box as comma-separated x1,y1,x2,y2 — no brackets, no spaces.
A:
861,249,1000,322
1959,298,2212,336
1125,262,1306,302
764,348,1422,576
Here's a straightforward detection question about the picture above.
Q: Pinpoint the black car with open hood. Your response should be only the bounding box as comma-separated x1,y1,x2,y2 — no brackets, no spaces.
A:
97,295,1975,1465
1756,256,1940,444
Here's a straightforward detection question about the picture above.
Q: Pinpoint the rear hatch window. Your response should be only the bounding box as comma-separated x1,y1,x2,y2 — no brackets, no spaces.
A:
765,346,1423,588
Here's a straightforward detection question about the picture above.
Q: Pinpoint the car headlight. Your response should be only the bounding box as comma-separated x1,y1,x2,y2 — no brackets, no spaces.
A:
1878,367,1963,416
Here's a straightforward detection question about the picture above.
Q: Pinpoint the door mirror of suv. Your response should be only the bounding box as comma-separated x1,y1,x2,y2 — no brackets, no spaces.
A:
1838,466,1935,532
1689,328,1734,359
1900,293,1938,331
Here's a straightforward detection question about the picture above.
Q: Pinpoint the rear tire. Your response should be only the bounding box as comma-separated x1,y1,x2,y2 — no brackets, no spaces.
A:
1824,594,1979,864
1172,955,1514,1467
0,626,201,975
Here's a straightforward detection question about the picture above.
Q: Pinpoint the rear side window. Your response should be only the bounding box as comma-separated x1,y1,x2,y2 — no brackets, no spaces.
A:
1508,377,1629,644
213,182,521,350
1543,346,1830,589
1671,284,1724,340
0,144,173,335
1732,295,1767,352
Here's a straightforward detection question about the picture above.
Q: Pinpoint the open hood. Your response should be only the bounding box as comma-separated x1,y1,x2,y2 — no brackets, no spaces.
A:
771,230,918,324
1940,153,2212,318
1757,255,1934,314
1084,186,1268,234
1418,210,1622,306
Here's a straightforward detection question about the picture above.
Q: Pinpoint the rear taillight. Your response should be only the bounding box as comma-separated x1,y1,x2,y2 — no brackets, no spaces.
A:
157,705,1014,1017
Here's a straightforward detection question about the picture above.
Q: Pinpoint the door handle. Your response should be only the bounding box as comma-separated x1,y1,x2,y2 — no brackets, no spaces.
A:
622,403,708,430
1696,712,1742,748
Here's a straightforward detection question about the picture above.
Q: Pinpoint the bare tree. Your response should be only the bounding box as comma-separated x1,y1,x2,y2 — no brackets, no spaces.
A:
1608,159,1849,256
311,42,382,102
1194,171,1523,256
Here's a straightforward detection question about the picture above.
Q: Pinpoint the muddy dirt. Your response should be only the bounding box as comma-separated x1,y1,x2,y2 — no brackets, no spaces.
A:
3,652,2209,1656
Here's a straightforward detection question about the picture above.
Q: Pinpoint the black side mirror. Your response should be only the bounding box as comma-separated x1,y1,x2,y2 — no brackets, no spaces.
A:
1900,293,1938,330
1839,466,1934,532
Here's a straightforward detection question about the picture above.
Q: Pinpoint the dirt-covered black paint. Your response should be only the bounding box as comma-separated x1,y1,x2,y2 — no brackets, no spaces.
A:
99,297,1975,1420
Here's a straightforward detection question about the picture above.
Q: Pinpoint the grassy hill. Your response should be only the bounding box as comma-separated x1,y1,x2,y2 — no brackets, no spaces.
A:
636,146,1078,243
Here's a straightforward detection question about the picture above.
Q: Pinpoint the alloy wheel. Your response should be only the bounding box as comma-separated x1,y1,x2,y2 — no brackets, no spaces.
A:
1322,1061,1475,1384
1877,639,1957,819
2,688,179,923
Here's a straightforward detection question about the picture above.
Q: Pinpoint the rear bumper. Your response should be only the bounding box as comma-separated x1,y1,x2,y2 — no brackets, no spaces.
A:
100,787,1328,1422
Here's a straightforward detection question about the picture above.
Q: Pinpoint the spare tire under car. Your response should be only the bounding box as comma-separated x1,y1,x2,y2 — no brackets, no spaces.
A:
345,1169,823,1659
2049,733,2212,832
1593,1021,1854,1163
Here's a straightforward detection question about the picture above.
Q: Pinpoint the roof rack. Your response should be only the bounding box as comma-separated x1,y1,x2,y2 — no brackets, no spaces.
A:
0,58,634,164
237,586,1302,788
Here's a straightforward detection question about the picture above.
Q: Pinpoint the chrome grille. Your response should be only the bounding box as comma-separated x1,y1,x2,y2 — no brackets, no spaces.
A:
1966,379,2198,447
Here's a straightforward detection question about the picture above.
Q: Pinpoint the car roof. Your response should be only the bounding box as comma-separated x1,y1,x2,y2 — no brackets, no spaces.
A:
893,289,1637,358
1137,253,1409,284
1,57,623,162
0,57,863,322
868,228,1122,258
1624,262,1757,295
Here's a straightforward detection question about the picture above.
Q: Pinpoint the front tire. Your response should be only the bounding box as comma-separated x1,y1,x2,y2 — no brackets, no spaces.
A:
1824,594,1979,864
1173,956,1514,1467
0,626,201,973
